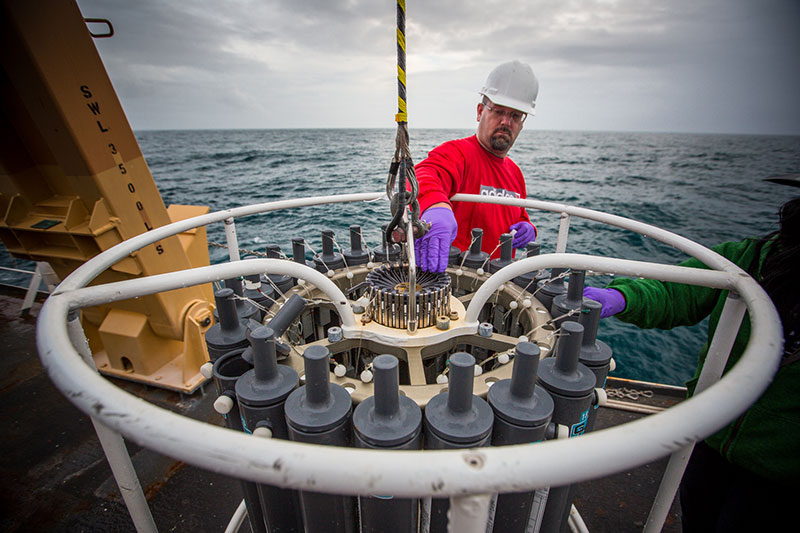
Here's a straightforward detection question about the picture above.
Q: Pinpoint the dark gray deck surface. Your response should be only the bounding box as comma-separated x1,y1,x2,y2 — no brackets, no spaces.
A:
0,289,681,532
574,402,683,532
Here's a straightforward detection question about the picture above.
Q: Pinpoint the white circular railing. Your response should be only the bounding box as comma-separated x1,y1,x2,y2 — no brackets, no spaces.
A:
36,192,782,527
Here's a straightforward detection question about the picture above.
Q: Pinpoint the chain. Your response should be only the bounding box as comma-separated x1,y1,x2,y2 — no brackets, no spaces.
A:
606,387,654,401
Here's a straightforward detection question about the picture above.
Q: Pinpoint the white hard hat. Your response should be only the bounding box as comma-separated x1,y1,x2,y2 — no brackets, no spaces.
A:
479,60,539,116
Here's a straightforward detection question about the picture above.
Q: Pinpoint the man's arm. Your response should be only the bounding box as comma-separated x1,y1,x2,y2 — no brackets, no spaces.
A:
603,240,756,329
414,145,463,272
508,164,535,247
415,147,462,213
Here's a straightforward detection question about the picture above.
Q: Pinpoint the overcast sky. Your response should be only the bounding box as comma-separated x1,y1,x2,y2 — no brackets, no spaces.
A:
76,0,800,135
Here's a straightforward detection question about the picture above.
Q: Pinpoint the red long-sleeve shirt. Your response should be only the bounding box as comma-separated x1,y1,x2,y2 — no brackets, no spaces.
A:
415,135,533,257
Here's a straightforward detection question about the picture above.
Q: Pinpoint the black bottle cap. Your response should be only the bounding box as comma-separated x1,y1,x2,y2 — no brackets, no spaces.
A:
353,355,422,447
284,345,352,432
488,342,554,427
425,352,494,443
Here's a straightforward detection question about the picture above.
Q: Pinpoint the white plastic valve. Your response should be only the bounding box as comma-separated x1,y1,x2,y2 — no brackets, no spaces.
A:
498,353,510,365
456,269,464,276
522,298,532,308
594,387,608,407
609,358,617,372
200,362,214,379
518,335,529,343
346,271,354,279
474,365,483,376
366,261,376,269
327,270,335,278
436,374,448,385
213,395,234,415
476,268,485,276
253,426,273,439
360,369,374,383
298,278,306,285
334,364,347,378
509,301,519,310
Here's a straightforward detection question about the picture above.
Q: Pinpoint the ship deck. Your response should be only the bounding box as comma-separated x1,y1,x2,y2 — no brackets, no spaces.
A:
0,289,682,532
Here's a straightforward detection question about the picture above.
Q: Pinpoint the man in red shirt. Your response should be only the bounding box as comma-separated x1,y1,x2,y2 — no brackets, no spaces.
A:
415,60,539,272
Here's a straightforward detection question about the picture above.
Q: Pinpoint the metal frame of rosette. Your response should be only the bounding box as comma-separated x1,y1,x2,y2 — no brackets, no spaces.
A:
36,192,783,533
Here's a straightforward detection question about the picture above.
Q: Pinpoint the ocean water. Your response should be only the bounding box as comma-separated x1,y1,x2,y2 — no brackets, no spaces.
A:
3,129,798,386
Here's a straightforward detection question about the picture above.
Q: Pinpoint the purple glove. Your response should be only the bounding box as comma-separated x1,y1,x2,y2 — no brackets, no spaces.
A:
415,207,458,272
583,287,626,318
510,221,537,248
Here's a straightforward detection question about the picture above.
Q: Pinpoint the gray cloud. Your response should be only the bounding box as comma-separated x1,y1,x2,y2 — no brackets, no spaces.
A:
76,0,800,134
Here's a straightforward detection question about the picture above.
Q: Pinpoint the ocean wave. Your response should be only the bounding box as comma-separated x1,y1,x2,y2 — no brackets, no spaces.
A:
4,128,796,387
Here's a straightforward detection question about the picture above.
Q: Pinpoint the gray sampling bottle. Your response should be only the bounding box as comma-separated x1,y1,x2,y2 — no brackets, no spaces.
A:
460,228,490,269
235,327,302,532
263,244,295,295
218,276,260,322
423,352,494,533
291,238,313,268
578,298,613,432
240,294,307,366
374,223,401,263
314,229,346,272
537,321,597,533
448,245,462,266
242,256,275,322
489,232,514,273
536,267,568,313
353,354,423,533
205,288,250,362
487,342,554,533
551,269,586,328
512,242,548,292
343,224,370,267
210,349,267,533
284,345,356,533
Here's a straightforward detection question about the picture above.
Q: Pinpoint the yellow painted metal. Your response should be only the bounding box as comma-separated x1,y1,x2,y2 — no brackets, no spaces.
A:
0,0,214,392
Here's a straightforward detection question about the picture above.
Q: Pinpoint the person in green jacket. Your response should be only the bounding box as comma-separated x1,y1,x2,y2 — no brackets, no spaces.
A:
584,196,799,532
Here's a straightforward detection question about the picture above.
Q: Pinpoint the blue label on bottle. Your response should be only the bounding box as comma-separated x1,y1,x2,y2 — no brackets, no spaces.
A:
570,409,589,437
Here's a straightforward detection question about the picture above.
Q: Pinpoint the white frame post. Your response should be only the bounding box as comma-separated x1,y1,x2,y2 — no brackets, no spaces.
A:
66,313,157,533
224,216,241,262
644,292,749,532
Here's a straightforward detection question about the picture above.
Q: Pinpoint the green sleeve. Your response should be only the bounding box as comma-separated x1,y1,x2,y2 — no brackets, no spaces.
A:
608,240,755,330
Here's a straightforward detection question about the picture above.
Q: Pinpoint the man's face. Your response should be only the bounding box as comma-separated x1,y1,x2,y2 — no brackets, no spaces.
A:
476,99,525,157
